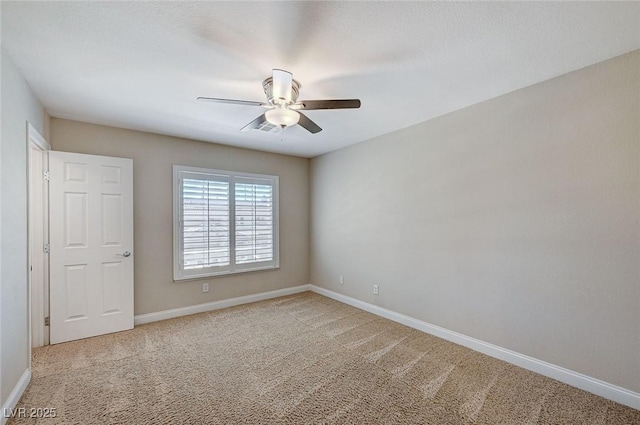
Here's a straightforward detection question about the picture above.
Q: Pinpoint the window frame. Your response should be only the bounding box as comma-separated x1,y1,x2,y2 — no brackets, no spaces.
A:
173,165,279,281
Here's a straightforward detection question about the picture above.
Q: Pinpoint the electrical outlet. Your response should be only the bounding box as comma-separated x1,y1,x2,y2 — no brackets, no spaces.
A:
373,284,379,295
339,276,344,285
202,283,209,293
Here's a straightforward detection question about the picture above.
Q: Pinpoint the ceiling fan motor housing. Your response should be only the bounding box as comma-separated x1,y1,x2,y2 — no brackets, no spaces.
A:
263,77,301,106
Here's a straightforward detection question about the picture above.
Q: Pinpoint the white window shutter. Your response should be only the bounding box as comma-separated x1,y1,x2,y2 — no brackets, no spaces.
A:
173,165,279,280
235,180,274,264
182,178,230,269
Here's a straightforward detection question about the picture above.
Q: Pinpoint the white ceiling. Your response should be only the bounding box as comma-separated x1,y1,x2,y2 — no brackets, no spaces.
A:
2,2,639,158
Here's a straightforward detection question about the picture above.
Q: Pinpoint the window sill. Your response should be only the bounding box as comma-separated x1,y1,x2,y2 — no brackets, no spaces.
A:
173,264,280,282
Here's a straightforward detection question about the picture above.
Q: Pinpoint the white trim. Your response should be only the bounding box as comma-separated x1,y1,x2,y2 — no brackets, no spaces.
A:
134,284,310,325
172,165,280,281
27,123,51,352
1,369,31,425
27,123,50,151
309,285,640,411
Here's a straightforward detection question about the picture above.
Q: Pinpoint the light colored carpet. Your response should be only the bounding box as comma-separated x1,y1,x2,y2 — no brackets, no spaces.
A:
9,292,640,424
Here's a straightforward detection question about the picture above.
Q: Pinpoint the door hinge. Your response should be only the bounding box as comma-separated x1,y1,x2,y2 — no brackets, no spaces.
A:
44,317,50,326
43,170,50,181
44,243,50,254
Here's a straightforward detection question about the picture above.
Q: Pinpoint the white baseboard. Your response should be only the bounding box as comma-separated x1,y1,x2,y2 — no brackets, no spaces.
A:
1,369,31,425
134,284,311,326
309,285,640,411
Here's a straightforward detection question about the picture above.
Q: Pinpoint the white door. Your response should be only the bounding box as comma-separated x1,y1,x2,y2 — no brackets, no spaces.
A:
49,151,134,344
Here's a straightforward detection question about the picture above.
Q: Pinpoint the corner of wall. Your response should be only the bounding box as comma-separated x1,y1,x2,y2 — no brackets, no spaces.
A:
1,46,47,412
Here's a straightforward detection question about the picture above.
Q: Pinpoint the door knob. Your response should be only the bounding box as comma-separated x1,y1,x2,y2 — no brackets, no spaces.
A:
117,251,132,257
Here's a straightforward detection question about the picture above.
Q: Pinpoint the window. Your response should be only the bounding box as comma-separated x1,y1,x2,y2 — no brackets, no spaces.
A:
173,165,279,280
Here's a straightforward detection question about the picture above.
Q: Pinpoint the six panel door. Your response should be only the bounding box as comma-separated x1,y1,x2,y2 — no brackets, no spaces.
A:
49,151,134,344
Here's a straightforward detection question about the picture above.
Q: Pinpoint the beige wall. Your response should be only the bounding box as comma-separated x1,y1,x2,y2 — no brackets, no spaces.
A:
1,48,49,407
310,50,640,392
51,119,309,315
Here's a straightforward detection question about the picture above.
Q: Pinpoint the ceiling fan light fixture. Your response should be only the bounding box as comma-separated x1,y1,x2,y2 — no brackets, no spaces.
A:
265,107,300,127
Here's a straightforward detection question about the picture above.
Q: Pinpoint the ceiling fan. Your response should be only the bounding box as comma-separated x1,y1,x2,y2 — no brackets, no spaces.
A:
198,69,361,134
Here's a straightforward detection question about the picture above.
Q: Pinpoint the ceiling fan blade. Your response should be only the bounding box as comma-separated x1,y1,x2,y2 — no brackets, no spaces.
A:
197,97,267,107
293,99,361,110
240,114,268,132
297,112,322,134
272,69,293,104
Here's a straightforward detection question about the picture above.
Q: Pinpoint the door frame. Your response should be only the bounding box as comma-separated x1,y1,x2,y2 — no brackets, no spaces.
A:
27,123,50,350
